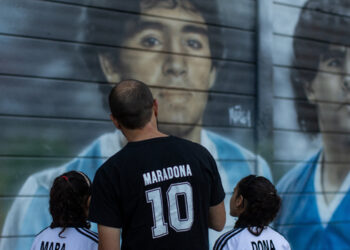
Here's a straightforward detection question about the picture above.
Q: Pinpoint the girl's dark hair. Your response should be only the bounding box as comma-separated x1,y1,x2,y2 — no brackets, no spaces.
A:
234,175,281,236
49,171,92,236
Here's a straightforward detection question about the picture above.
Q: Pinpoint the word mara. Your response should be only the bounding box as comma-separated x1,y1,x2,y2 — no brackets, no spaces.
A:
143,164,192,186
40,241,65,250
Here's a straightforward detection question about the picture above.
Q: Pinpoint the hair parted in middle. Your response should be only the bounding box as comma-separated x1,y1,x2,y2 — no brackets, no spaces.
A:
234,175,281,236
79,0,223,80
109,79,154,129
49,171,92,237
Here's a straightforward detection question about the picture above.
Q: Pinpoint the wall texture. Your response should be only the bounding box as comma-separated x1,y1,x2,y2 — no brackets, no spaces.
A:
0,0,349,249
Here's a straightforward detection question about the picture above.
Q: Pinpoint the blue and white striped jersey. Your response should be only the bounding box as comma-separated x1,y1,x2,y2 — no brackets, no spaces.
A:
213,227,290,250
31,227,98,250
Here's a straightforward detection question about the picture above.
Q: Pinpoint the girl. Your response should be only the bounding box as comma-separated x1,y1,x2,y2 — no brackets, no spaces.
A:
214,175,290,250
31,171,98,250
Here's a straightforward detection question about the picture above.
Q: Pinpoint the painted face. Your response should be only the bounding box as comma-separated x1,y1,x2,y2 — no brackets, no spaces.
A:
114,1,216,136
308,45,350,134
229,185,244,217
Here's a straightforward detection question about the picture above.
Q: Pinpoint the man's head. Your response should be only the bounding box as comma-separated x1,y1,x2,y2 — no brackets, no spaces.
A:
109,79,155,130
292,0,350,134
82,0,222,137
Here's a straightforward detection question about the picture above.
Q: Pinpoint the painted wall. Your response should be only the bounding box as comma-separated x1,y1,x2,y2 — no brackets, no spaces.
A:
273,0,350,249
0,0,349,249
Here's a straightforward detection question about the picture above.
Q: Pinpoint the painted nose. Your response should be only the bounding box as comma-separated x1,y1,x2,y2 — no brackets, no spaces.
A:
162,39,187,77
163,53,187,77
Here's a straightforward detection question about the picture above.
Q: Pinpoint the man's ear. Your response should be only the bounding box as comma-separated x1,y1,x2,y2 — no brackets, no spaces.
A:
208,66,217,89
304,80,316,104
99,53,121,84
153,99,158,117
110,114,122,130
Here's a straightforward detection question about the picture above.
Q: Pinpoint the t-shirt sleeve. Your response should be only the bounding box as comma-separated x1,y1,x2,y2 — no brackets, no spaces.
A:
88,164,122,228
207,151,225,206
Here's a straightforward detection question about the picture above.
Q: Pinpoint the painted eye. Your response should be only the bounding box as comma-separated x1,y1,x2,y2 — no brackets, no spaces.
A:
186,39,202,49
327,59,342,68
141,36,161,48
343,81,350,90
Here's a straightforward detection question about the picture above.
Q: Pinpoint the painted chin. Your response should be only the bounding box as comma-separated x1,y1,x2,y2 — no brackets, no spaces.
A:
157,91,193,110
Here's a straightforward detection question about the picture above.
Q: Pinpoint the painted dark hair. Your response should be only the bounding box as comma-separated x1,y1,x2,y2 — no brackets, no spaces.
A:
292,0,350,132
80,0,222,78
49,171,92,236
78,0,223,110
234,175,281,236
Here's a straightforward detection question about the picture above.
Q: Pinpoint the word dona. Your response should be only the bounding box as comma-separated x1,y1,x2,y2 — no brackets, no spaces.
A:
251,240,276,250
143,164,192,186
40,241,65,250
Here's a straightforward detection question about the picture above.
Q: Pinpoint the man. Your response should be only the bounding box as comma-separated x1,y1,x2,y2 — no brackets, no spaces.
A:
1,0,271,249
89,79,225,249
276,0,350,249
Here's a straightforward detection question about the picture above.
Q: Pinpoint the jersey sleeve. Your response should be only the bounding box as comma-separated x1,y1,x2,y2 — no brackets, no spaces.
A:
88,164,122,228
207,151,225,206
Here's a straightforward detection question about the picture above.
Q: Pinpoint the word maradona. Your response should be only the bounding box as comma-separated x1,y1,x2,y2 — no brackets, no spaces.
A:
143,164,192,186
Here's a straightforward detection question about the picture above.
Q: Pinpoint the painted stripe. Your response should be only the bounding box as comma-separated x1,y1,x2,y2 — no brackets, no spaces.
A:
75,228,99,243
214,228,244,250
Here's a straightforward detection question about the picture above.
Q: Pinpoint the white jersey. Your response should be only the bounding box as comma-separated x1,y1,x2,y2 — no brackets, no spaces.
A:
213,227,290,250
31,227,98,250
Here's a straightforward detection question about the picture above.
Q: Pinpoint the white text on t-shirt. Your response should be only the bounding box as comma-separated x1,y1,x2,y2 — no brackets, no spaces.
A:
143,164,192,186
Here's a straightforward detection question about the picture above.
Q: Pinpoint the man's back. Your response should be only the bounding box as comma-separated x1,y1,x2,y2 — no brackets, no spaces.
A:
89,135,225,250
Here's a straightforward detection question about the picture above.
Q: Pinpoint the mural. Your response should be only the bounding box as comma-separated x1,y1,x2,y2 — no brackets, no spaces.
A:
0,0,266,249
274,0,350,249
0,0,349,249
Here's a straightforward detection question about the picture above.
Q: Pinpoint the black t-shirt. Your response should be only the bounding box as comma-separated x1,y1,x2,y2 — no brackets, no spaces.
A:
88,136,224,250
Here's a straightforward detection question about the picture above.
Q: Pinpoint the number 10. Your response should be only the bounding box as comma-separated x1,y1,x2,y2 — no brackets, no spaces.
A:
145,182,194,238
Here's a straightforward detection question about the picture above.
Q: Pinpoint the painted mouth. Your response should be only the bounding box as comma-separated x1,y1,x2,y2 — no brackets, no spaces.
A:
158,90,193,105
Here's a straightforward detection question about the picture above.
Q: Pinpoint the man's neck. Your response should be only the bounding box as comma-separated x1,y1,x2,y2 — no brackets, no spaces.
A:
122,123,168,142
159,125,202,144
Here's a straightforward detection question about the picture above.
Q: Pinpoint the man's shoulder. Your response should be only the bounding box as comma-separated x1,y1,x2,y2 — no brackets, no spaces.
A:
176,135,209,149
173,135,215,159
